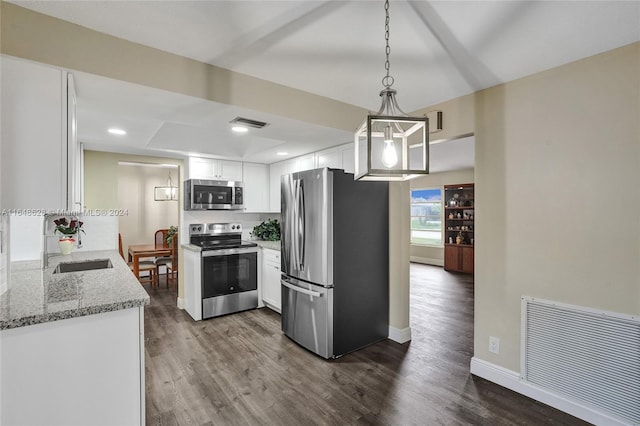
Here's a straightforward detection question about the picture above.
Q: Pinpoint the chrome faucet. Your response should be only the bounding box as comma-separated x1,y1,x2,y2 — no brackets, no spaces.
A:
71,214,83,249
42,213,59,269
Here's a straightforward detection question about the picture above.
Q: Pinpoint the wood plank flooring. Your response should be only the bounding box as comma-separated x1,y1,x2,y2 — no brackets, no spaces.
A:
144,265,588,425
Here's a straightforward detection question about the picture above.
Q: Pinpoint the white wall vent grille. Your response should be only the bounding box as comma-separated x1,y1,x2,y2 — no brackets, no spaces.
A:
521,297,640,425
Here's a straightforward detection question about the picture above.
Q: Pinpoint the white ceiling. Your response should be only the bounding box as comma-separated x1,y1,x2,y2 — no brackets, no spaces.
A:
10,1,640,168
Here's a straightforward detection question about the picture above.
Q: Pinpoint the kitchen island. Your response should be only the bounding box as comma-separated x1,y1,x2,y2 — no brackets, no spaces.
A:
0,250,149,426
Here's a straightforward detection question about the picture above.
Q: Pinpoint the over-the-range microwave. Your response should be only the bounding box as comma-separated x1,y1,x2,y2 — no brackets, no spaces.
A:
184,179,244,210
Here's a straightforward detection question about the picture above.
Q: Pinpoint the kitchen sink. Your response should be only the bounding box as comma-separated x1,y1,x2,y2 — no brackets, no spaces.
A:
53,259,113,274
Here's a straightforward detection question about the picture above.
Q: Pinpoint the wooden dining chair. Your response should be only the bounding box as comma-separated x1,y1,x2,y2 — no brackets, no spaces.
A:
154,229,169,248
119,233,157,287
156,232,178,289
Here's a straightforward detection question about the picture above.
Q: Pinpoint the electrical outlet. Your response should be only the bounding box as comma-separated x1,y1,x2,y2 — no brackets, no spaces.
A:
489,336,500,354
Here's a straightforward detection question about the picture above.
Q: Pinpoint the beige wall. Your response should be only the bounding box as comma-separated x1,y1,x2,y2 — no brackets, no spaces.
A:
388,182,411,334
410,168,474,265
411,94,475,143
84,151,184,209
474,42,640,371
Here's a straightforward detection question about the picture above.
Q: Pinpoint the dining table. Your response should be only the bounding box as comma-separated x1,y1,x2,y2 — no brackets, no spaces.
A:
127,244,172,279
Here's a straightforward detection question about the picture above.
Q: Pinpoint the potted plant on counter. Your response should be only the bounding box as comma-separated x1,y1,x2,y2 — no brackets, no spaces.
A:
251,219,280,241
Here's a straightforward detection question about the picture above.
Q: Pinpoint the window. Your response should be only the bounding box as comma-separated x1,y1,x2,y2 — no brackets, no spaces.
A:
411,188,442,246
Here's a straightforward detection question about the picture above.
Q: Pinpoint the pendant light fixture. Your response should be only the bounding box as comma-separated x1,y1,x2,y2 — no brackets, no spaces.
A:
154,173,178,201
354,0,429,181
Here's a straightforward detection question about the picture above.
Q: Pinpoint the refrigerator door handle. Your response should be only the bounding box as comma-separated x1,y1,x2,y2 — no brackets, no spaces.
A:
299,178,306,270
281,279,322,298
291,177,298,269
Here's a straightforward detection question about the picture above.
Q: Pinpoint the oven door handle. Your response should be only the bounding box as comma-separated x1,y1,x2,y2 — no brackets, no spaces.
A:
201,247,258,257
281,280,322,298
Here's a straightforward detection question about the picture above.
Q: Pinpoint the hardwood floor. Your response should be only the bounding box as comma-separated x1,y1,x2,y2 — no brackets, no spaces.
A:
144,266,588,425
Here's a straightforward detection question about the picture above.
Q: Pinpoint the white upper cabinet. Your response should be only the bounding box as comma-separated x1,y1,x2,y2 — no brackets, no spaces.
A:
269,161,290,213
188,157,243,181
217,160,243,181
316,146,343,169
315,144,355,173
342,145,355,173
291,154,315,173
242,162,269,212
1,56,77,211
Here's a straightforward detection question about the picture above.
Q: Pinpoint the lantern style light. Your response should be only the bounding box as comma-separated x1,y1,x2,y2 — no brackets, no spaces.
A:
354,0,429,181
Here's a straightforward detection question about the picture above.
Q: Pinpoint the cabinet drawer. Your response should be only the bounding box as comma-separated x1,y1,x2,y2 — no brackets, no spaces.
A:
263,249,280,266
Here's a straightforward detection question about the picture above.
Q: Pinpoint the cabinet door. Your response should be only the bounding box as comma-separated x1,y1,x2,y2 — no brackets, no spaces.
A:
342,145,355,174
242,163,269,212
218,160,243,181
67,73,82,211
444,245,460,272
269,161,289,212
183,248,202,321
1,56,66,210
461,246,474,274
188,157,216,180
316,147,342,169
262,249,282,312
292,154,315,172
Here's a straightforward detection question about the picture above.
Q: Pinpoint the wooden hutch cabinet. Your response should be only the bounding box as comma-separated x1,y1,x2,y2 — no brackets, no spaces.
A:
444,183,474,274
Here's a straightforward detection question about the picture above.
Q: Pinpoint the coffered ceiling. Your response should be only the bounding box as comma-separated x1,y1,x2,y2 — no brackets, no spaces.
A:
9,1,640,168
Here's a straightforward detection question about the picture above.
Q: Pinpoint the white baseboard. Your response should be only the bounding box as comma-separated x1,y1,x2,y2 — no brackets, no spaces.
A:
410,256,444,266
176,297,184,310
470,357,629,426
388,326,411,344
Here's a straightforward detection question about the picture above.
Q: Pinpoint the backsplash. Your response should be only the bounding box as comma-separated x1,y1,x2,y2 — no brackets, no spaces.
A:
182,211,281,242
9,214,118,262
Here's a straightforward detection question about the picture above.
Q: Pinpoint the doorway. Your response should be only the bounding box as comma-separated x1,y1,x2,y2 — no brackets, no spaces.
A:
117,162,180,271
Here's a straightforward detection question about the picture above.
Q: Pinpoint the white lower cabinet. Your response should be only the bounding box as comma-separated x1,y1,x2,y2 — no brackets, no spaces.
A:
183,246,202,321
0,307,145,425
261,248,281,313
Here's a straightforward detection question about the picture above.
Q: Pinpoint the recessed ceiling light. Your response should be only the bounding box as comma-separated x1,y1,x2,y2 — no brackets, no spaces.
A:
277,152,288,156
231,126,248,133
108,128,126,135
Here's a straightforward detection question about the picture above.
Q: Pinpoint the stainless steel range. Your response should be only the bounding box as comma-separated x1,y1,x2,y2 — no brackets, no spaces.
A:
189,223,258,319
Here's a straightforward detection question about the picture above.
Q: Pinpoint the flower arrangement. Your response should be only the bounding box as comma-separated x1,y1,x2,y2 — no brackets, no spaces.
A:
53,217,84,237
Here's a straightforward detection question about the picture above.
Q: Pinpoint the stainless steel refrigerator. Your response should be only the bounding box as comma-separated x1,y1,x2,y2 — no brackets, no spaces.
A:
280,167,389,359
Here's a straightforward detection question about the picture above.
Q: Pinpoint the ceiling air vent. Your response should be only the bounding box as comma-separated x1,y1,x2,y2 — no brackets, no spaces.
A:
229,117,269,129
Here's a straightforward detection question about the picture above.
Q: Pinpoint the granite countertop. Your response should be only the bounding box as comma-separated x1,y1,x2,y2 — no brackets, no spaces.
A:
181,243,202,252
0,250,150,331
254,240,281,251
